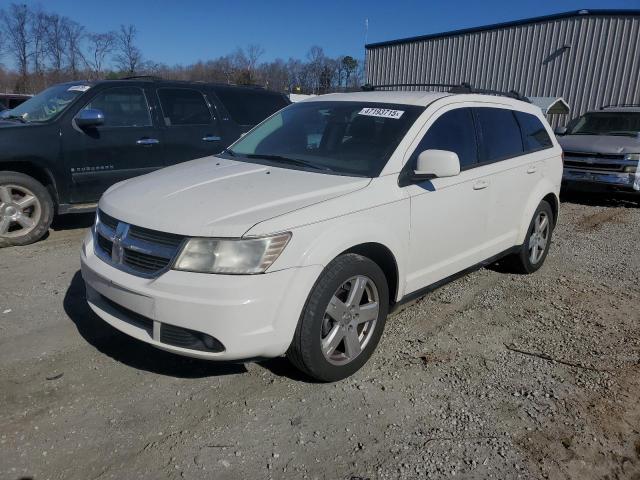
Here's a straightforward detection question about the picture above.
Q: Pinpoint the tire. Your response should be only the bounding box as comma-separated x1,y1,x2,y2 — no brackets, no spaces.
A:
506,200,554,274
287,253,389,382
0,171,54,248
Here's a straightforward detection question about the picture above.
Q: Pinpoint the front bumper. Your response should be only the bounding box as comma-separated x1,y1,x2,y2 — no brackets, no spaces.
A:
80,231,323,361
562,168,639,192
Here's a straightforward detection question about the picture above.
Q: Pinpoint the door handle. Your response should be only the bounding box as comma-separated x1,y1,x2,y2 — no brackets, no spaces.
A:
202,135,221,142
136,138,159,146
526,166,537,174
473,180,489,190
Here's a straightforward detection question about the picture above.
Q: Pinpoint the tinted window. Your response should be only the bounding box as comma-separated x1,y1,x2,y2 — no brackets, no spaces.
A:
227,101,424,177
157,88,212,126
214,89,288,126
82,87,151,127
515,111,553,151
412,108,478,169
475,108,524,162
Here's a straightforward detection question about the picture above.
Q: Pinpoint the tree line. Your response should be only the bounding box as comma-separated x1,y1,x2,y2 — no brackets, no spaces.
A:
0,3,363,95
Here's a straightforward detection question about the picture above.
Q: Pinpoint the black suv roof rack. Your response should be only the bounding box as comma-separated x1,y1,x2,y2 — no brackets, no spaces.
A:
361,82,530,102
119,75,163,81
600,103,640,109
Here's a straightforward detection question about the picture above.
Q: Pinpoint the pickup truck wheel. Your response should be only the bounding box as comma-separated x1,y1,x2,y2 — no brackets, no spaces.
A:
287,253,389,382
507,200,554,274
0,172,54,248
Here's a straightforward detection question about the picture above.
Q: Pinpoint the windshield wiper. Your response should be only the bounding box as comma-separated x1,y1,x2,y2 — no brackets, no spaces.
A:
1,114,26,123
222,148,235,156
245,154,333,172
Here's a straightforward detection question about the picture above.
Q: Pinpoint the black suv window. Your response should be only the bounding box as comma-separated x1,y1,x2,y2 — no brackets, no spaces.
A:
515,111,553,152
413,108,478,169
214,89,288,126
474,108,524,162
82,87,151,127
157,88,212,126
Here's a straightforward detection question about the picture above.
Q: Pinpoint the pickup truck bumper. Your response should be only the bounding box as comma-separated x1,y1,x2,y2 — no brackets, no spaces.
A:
562,168,639,192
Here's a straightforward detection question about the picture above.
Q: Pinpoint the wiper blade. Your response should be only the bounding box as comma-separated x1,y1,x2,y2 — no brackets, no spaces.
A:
222,148,235,156
2,114,26,123
245,154,332,172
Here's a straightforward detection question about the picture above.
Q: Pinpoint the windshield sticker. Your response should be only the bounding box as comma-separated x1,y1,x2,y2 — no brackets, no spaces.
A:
358,108,404,119
68,85,90,93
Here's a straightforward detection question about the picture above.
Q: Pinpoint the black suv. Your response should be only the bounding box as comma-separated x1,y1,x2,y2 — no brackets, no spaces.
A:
0,78,289,246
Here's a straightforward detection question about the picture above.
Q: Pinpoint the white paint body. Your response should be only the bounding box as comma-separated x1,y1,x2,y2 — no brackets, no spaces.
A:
81,91,562,360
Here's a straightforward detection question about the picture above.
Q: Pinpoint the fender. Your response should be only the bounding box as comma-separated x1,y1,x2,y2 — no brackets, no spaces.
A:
0,158,61,204
517,177,559,244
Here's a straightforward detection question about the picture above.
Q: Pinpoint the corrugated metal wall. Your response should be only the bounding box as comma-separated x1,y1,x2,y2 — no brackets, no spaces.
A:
366,13,640,126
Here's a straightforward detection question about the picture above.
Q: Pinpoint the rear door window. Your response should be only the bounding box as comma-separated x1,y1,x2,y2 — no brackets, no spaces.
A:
214,89,288,126
157,88,212,126
412,108,478,169
515,111,553,152
474,108,524,162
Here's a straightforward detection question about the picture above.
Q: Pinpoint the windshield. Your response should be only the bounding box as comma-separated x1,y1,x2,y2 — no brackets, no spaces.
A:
225,101,424,177
567,112,640,137
0,83,89,123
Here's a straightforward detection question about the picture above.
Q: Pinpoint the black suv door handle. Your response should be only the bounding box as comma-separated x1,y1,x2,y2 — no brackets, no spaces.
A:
202,135,221,142
136,138,159,146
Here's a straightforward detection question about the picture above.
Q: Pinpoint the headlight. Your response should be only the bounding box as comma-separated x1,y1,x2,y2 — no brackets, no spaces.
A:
624,153,640,161
174,232,291,274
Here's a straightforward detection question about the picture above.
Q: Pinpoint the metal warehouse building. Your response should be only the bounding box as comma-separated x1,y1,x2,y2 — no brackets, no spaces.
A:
365,9,640,126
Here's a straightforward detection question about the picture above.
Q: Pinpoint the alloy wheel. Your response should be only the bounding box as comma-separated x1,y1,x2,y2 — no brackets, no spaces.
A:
528,211,550,264
0,184,42,238
320,275,379,366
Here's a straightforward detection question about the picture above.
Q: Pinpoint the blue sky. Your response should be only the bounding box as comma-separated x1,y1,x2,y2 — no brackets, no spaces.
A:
13,0,640,66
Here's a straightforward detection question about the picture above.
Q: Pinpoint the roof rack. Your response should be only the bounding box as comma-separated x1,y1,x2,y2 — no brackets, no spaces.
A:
119,75,162,81
600,103,640,109
361,82,530,102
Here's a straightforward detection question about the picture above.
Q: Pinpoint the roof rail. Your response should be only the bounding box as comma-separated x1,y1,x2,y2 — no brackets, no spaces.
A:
119,75,162,81
600,103,640,109
361,82,530,102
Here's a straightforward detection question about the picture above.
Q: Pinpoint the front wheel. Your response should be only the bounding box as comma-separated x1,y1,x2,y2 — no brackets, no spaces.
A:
0,172,54,248
287,254,389,382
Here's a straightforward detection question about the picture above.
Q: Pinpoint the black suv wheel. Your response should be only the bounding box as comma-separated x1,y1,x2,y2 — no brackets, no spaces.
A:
0,172,54,247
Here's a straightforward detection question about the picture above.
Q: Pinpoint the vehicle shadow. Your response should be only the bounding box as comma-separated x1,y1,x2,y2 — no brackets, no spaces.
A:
51,212,95,231
560,189,639,208
63,271,246,378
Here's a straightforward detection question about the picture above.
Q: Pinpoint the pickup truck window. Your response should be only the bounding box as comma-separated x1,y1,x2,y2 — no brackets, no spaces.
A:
157,88,212,126
227,101,423,177
82,87,151,127
567,112,640,137
1,83,87,123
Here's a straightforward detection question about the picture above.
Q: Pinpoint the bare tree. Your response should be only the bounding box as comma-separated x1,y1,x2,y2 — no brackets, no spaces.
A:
1,3,30,91
31,9,48,78
63,20,84,77
86,32,115,77
44,14,68,75
114,24,142,75
246,44,265,72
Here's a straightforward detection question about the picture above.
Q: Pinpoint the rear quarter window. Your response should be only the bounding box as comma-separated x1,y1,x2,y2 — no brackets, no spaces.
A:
213,89,288,126
474,107,524,162
515,111,553,152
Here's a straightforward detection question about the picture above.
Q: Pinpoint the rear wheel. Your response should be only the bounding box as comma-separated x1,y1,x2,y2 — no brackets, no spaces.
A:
507,200,554,274
0,172,54,248
287,254,389,382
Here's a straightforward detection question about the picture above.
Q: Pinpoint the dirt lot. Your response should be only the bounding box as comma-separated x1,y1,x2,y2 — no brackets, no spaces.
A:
1,194,639,480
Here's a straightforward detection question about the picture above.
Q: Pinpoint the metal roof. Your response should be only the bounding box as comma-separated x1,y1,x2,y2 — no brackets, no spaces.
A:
365,9,640,49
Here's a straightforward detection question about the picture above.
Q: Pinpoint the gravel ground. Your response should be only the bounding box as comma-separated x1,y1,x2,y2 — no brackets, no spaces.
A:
1,194,639,480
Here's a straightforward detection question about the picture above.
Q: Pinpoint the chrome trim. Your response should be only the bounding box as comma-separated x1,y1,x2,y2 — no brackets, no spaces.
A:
94,213,184,279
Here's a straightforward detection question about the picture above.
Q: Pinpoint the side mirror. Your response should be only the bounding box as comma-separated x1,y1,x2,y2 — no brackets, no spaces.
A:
554,126,567,136
75,108,105,128
414,149,461,179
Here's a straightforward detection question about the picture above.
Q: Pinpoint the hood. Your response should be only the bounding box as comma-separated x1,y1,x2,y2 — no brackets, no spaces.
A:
558,134,640,155
99,156,371,237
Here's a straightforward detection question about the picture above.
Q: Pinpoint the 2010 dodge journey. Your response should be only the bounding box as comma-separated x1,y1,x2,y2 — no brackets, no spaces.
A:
81,88,562,381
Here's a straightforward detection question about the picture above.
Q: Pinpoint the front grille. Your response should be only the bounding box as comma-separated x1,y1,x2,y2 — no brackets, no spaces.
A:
160,323,225,352
95,210,184,277
564,160,624,172
563,151,624,161
123,249,171,272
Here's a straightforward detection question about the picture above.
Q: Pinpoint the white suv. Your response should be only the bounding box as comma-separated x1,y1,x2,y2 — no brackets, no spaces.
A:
81,89,562,381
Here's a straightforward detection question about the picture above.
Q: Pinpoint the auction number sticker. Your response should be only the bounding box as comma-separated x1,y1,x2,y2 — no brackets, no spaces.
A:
68,85,91,92
358,107,404,119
